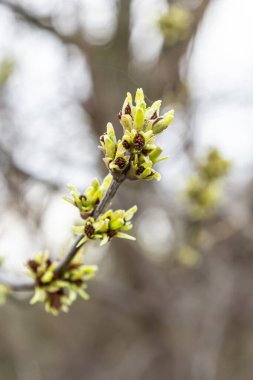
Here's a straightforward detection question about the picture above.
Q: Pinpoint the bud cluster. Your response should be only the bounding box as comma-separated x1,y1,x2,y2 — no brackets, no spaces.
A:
186,149,231,219
27,251,97,315
99,88,174,180
158,5,193,48
72,206,138,247
1,89,174,315
64,174,112,219
198,149,230,181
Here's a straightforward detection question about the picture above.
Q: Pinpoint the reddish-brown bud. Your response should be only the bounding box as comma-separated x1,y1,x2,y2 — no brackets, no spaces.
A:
48,291,64,310
28,260,39,272
124,103,131,115
80,211,91,220
151,111,158,120
108,230,117,238
115,156,126,169
142,149,149,156
136,166,145,175
122,140,130,149
84,223,95,238
46,259,52,267
152,116,162,126
133,133,145,150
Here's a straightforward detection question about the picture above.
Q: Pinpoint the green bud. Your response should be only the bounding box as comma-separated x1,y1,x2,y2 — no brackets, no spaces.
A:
91,178,100,192
122,135,131,149
28,250,98,315
134,107,145,130
115,232,136,241
138,166,152,179
41,270,54,284
104,136,116,158
124,205,138,221
152,110,174,134
106,122,116,142
149,171,161,181
135,88,145,105
122,92,133,113
101,174,113,192
149,146,163,162
103,157,112,168
120,114,133,131
146,100,162,119
163,110,174,124
110,218,125,230
81,266,98,281
115,141,126,157
78,288,90,300
110,156,128,171
30,288,46,304
93,219,108,232
100,234,110,246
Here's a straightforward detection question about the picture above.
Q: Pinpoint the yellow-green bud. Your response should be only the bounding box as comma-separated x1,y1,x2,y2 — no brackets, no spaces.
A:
134,107,145,130
120,114,133,131
152,110,174,134
135,88,145,105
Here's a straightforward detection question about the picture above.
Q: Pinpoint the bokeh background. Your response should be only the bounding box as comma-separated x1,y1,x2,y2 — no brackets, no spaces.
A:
0,0,253,379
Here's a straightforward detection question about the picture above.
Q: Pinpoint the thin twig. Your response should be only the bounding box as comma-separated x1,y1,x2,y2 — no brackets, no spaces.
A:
1,157,133,291
55,156,133,275
55,175,125,275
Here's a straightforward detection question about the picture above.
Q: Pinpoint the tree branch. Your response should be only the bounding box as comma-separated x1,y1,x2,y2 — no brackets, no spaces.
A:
0,156,133,291
54,177,124,275
55,157,132,275
0,0,90,52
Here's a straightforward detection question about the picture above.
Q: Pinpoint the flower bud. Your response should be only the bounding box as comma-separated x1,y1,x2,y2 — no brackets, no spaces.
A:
104,136,116,158
106,122,116,142
41,270,54,284
152,110,174,134
146,100,162,119
134,107,144,130
135,88,144,105
149,146,163,162
133,132,145,150
114,156,127,170
122,92,133,113
120,114,133,131
124,205,138,221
